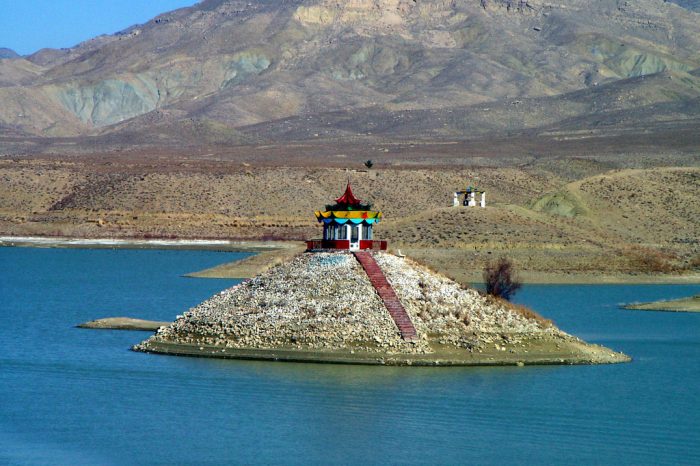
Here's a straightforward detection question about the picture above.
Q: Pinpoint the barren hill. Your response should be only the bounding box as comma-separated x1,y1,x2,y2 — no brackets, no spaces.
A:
1,155,697,282
1,0,699,147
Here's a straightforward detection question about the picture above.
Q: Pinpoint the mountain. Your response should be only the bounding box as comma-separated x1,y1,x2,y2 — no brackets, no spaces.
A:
0,0,699,147
0,48,19,59
670,0,700,12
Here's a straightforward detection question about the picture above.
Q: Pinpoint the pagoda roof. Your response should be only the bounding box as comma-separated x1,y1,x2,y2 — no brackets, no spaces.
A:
335,182,362,206
325,182,372,211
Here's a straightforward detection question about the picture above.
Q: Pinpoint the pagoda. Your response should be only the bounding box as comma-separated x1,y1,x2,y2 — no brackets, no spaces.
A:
306,183,387,251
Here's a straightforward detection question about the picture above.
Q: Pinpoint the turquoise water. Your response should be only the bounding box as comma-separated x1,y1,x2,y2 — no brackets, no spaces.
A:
1,247,699,465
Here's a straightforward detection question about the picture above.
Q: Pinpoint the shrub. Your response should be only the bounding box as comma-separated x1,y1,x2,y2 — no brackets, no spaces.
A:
624,246,677,273
688,254,700,270
483,257,522,301
364,159,374,169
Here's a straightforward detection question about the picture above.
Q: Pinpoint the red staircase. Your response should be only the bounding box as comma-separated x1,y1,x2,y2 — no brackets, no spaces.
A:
353,251,418,341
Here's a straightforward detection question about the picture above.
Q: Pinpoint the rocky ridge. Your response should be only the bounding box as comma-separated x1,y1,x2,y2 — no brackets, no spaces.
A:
1,0,699,146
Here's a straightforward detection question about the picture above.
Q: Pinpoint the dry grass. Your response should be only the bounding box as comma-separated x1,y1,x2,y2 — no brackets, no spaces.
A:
623,246,679,274
508,303,554,329
0,158,697,279
484,295,553,328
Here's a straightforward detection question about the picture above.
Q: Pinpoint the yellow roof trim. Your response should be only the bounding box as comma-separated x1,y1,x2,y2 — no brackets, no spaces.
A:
315,210,382,219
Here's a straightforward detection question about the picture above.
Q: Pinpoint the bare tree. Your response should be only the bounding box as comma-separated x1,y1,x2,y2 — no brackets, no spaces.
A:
483,257,522,301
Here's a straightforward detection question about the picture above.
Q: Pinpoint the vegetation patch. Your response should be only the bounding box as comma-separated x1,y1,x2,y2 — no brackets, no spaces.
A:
529,190,587,218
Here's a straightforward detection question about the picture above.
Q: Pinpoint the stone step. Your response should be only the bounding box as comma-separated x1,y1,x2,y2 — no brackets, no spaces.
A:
353,251,419,342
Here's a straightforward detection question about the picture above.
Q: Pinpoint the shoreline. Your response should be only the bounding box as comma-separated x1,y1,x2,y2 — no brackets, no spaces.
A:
454,271,700,285
135,337,630,367
80,314,631,367
3,234,699,285
0,235,294,252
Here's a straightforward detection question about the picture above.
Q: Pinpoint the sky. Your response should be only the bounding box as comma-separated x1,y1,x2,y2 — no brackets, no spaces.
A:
0,0,200,56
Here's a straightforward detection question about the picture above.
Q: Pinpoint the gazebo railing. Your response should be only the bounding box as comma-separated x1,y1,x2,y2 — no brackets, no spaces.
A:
305,239,387,251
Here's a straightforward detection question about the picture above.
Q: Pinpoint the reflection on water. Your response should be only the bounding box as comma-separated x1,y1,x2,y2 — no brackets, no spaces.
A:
1,247,699,465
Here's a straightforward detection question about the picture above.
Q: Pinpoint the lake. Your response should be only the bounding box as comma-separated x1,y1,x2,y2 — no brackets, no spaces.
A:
1,247,698,465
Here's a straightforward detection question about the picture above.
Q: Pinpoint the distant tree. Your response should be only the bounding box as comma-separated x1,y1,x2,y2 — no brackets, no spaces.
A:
483,257,522,301
364,159,374,169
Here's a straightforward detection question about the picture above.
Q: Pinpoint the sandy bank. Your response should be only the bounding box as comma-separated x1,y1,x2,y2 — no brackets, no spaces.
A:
453,271,700,285
77,317,170,331
622,295,700,313
185,242,305,278
182,246,700,285
3,235,697,284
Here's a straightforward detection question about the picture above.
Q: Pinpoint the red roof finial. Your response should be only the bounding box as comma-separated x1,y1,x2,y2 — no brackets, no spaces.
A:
334,182,362,206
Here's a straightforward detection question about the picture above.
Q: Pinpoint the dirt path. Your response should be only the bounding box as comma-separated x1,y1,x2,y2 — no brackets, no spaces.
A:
186,242,306,278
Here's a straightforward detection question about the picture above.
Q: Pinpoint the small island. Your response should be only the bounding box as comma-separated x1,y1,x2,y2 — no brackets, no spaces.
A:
78,317,170,331
622,295,700,313
133,184,629,366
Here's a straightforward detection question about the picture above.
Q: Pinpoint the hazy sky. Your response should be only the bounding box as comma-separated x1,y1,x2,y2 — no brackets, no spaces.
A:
0,0,199,55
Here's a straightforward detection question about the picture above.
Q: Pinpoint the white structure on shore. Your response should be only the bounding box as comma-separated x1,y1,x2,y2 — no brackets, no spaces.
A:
453,186,486,208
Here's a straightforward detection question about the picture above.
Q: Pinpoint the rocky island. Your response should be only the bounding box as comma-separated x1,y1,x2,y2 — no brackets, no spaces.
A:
135,183,629,366
134,251,629,366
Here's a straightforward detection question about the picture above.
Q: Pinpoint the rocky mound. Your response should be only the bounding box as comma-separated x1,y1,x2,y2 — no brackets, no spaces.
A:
134,252,629,365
